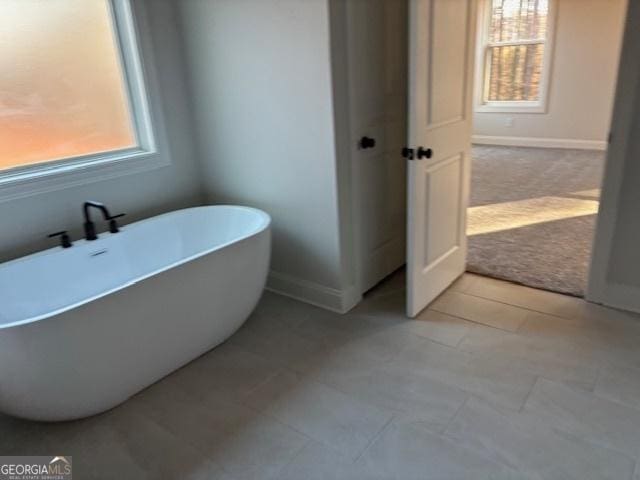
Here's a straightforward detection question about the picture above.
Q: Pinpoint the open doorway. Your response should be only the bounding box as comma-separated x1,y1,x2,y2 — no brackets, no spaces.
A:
350,0,631,317
467,0,627,297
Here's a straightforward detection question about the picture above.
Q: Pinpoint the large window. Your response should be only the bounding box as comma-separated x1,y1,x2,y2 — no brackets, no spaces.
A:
477,0,554,112
0,0,158,200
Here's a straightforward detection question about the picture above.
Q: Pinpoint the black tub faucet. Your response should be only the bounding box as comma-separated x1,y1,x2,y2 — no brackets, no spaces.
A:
48,230,72,248
83,201,126,241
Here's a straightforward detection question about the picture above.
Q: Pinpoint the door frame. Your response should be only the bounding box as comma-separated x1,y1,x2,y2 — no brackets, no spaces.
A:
344,0,409,301
344,0,636,315
587,0,640,312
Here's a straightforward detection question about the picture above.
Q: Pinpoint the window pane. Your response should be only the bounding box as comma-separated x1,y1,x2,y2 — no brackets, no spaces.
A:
489,0,549,43
486,43,544,101
0,0,136,172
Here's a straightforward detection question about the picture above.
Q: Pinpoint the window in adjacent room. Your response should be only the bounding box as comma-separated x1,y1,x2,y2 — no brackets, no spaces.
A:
476,0,554,112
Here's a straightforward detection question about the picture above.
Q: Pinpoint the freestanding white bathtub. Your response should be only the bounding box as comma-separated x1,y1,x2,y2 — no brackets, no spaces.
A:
0,205,271,421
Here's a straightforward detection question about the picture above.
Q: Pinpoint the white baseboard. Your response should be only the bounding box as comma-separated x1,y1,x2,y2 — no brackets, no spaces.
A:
472,135,607,151
586,282,640,315
266,270,361,314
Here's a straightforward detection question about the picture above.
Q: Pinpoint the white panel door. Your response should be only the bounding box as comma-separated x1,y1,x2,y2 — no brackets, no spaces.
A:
406,0,477,317
347,0,408,293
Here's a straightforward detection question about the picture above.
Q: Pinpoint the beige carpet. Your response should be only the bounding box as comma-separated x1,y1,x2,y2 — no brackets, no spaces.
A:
467,145,604,297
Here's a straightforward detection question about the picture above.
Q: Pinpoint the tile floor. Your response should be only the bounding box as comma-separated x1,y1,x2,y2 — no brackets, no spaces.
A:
4,271,640,479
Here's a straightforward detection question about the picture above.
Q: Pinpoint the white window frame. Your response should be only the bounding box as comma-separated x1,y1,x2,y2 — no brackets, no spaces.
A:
474,0,557,114
0,0,168,202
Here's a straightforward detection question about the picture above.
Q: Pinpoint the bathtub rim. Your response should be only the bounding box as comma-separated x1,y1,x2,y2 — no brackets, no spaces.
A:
0,205,271,330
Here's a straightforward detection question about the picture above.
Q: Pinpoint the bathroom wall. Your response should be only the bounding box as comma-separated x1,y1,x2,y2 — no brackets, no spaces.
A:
0,0,204,263
176,0,355,311
473,0,627,148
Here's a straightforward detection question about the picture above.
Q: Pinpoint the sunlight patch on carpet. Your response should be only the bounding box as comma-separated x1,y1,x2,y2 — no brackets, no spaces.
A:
467,196,599,236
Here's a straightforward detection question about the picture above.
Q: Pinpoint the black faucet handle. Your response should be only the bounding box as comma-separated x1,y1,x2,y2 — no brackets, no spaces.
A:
48,231,72,248
107,213,126,234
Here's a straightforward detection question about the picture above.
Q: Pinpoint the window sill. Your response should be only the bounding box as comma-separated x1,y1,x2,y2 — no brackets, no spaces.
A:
475,102,547,114
0,149,169,203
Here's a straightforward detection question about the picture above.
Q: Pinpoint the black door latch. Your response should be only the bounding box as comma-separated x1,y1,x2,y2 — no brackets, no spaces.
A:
359,136,376,149
401,147,415,160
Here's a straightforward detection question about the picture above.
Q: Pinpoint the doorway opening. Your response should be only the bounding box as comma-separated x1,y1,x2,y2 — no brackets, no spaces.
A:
350,0,630,317
467,0,626,297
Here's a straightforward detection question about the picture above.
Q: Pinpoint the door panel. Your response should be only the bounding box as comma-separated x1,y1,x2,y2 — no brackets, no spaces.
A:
349,0,409,293
424,155,463,265
430,0,469,126
407,0,476,317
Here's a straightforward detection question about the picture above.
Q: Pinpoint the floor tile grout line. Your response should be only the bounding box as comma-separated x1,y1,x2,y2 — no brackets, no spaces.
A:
440,394,470,435
240,367,285,402
450,277,475,295
466,292,640,332
514,314,531,334
384,335,430,364
444,288,586,322
238,359,404,464
306,361,408,424
396,332,500,363
272,436,315,479
352,284,623,343
462,272,576,299
361,286,640,349
129,405,241,477
518,375,540,413
198,317,603,431
271,271,640,328
411,332,469,350
253,404,319,447
354,414,396,463
453,326,471,349
579,367,640,416
233,286,640,473
323,308,488,353
498,374,640,465
427,306,525,334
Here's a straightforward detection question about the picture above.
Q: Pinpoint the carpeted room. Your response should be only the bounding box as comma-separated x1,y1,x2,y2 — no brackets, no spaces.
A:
469,0,625,297
467,145,603,296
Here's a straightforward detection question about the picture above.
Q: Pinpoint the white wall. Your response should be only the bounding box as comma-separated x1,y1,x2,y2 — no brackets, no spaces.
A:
0,0,204,263
328,0,359,307
588,0,640,313
176,0,352,311
473,0,627,147
608,98,640,288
